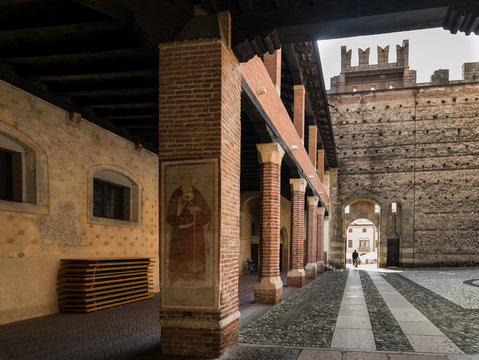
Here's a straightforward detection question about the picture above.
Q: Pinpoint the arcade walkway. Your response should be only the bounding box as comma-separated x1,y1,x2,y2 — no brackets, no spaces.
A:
0,267,478,359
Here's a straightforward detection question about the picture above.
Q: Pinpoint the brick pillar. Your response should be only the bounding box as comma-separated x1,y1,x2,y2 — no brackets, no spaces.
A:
317,207,326,274
293,85,305,143
308,125,317,168
263,49,281,93
305,196,318,279
158,28,241,357
254,143,284,304
287,178,306,287
317,149,325,183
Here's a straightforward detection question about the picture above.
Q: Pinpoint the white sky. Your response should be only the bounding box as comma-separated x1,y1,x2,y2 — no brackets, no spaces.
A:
317,28,479,90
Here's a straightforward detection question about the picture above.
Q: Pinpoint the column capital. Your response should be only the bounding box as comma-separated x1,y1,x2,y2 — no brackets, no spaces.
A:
307,196,319,206
293,84,305,92
317,207,326,215
290,178,307,192
257,143,284,165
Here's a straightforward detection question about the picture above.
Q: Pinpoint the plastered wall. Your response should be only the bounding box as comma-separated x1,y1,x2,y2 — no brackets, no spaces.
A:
239,192,291,273
0,81,159,324
328,82,479,267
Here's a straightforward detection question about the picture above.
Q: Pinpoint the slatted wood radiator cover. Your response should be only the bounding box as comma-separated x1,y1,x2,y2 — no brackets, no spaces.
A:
57,258,154,312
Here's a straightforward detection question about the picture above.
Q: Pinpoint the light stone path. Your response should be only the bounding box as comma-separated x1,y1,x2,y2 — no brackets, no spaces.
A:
369,270,463,355
330,268,376,350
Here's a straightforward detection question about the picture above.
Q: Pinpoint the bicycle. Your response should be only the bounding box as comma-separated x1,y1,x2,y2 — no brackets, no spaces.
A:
242,258,256,275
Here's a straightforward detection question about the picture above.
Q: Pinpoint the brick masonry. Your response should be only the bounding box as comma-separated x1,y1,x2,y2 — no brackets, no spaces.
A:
287,179,306,287
159,36,241,357
328,82,479,267
254,144,284,304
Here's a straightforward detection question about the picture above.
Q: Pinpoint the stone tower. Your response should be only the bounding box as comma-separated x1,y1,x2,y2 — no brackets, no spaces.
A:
330,40,417,93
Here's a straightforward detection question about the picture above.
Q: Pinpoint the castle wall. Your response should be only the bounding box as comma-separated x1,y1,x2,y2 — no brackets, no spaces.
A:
328,82,479,267
0,80,159,324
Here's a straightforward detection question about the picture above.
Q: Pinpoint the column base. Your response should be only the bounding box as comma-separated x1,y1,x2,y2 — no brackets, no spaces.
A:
254,276,283,304
305,263,317,279
317,261,325,274
160,312,239,358
287,268,305,287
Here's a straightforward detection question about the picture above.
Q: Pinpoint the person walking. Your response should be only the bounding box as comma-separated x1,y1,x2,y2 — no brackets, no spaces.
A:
352,250,359,269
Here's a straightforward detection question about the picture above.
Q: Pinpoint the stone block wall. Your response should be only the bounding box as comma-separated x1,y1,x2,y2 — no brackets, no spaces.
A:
0,80,159,325
328,82,479,267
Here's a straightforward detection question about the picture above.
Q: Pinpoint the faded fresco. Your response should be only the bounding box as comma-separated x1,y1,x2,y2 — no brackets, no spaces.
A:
161,159,217,309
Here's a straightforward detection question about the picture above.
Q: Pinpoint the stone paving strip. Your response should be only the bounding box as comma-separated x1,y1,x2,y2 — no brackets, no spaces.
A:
330,269,375,350
239,270,348,348
368,271,463,355
359,271,414,352
382,272,479,355
220,344,479,360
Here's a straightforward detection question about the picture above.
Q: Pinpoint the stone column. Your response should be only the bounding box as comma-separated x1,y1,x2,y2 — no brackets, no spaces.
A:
158,15,241,357
254,143,284,304
317,207,326,274
305,196,318,278
287,178,306,287
293,85,305,143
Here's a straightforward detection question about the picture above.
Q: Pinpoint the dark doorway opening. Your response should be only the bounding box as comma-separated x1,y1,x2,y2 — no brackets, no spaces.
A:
387,238,399,267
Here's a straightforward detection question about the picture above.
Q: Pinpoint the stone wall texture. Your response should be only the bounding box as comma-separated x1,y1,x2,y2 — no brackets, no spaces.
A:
328,82,479,267
0,80,159,325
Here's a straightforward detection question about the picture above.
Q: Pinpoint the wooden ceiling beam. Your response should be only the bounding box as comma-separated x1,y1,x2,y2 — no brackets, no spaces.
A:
0,47,154,66
25,69,157,83
83,102,157,110
104,114,157,121
0,20,124,40
57,87,157,97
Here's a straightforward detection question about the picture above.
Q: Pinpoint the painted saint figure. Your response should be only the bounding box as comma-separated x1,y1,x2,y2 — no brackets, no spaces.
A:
166,172,211,282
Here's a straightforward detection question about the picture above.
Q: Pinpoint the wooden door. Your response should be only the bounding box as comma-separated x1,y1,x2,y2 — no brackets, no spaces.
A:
387,238,399,267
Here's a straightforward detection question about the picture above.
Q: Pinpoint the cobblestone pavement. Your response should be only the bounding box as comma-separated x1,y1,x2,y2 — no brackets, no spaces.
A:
239,270,348,347
219,344,479,360
2,268,479,359
360,271,414,352
0,296,161,360
383,272,479,355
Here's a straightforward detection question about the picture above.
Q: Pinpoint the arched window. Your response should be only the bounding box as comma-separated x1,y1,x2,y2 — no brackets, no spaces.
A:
88,168,140,225
0,128,47,213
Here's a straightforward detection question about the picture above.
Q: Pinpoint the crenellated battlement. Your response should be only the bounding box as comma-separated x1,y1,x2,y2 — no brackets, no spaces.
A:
331,40,416,93
340,40,409,72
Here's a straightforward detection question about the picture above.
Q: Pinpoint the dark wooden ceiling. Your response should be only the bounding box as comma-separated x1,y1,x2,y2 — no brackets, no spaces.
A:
1,0,477,166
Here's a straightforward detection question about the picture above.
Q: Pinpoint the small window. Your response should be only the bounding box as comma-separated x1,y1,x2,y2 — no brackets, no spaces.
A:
89,168,140,225
363,228,367,232
345,205,350,214
0,147,22,202
348,240,352,248
93,179,130,220
365,240,369,247
360,240,364,247
349,228,353,233
392,202,397,213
